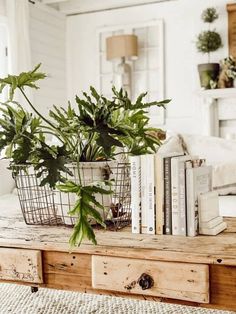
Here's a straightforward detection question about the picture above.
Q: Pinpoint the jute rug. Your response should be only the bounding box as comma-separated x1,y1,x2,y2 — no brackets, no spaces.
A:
0,283,235,314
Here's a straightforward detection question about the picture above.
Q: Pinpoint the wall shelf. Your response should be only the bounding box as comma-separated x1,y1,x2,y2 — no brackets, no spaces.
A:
197,88,236,99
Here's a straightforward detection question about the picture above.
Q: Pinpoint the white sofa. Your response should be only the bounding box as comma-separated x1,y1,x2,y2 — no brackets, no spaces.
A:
0,159,15,196
0,159,21,217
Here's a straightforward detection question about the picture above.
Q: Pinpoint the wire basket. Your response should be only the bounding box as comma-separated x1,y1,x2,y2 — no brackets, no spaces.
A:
14,161,131,230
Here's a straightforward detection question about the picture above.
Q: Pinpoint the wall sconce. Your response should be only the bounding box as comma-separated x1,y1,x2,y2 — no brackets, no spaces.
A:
106,34,138,97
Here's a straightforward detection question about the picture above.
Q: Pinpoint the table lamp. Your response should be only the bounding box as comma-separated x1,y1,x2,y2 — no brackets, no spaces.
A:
106,34,138,97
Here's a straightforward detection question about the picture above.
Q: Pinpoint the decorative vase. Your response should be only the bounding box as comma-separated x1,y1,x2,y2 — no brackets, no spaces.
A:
198,63,220,89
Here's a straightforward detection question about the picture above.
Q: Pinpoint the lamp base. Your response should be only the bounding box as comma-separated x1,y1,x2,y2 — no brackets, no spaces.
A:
113,58,132,97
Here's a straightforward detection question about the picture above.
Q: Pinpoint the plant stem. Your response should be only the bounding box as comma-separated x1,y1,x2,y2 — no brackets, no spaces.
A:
19,87,75,150
19,87,56,129
35,131,64,143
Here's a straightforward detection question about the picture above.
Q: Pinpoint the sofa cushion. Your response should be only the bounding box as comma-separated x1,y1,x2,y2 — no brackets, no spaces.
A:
212,161,236,195
158,134,184,155
181,134,236,195
180,134,236,164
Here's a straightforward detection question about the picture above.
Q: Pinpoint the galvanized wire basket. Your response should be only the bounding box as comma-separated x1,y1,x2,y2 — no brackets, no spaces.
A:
14,161,131,230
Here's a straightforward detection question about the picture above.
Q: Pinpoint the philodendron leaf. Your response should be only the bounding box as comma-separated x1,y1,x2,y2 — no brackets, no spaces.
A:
34,145,73,188
64,183,110,246
70,216,97,246
56,181,81,193
0,64,46,100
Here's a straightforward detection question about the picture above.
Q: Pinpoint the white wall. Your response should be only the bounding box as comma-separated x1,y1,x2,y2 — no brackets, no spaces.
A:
0,0,5,16
29,2,66,117
66,0,229,134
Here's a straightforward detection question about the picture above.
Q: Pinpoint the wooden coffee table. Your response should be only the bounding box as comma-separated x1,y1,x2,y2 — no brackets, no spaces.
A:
0,210,236,311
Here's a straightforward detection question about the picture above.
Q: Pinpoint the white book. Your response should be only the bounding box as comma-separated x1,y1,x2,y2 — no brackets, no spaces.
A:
130,156,141,234
186,165,212,237
199,221,227,235
141,155,148,234
141,155,155,234
200,216,223,229
155,152,183,235
198,191,219,223
171,155,191,236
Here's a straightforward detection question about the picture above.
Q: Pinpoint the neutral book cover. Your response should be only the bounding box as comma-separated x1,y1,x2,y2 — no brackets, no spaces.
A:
141,155,155,234
171,155,192,236
186,165,212,237
130,156,141,234
199,221,227,235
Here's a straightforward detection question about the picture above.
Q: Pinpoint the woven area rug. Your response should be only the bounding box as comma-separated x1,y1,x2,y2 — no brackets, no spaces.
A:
0,283,235,314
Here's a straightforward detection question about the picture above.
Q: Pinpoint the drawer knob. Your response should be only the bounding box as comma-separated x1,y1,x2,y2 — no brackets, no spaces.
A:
138,273,154,290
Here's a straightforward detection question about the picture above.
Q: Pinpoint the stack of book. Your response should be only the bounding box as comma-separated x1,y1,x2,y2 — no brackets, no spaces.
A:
130,152,226,236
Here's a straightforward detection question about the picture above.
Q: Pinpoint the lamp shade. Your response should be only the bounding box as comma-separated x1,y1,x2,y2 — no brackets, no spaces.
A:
106,34,138,60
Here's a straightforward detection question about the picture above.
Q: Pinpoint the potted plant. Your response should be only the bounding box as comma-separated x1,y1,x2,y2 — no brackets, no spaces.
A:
196,7,223,89
218,56,236,88
0,64,169,246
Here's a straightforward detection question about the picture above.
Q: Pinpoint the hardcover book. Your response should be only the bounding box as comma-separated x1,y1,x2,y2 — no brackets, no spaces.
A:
171,155,191,236
198,191,219,223
200,216,223,229
186,164,212,237
199,221,227,235
141,155,155,234
130,156,141,234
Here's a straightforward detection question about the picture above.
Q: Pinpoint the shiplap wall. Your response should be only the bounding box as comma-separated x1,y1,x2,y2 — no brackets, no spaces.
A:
29,2,66,117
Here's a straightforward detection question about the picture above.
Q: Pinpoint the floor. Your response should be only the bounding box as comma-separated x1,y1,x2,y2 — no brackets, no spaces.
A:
0,283,235,314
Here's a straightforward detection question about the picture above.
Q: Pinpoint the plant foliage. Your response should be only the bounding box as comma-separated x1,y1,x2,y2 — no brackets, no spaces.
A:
201,7,218,23
0,64,170,246
196,7,222,60
196,30,222,54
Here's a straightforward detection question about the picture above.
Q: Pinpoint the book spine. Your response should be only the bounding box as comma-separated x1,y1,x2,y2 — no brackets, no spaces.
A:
186,166,197,237
146,154,155,234
141,155,148,234
171,158,179,235
155,155,164,235
130,156,141,234
179,160,187,235
164,157,172,235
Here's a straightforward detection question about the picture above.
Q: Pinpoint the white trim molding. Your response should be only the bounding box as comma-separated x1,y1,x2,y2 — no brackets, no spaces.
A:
198,88,236,139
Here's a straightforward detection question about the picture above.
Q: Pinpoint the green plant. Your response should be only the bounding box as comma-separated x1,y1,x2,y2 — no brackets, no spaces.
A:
196,7,222,62
196,31,222,54
0,64,170,246
201,7,218,23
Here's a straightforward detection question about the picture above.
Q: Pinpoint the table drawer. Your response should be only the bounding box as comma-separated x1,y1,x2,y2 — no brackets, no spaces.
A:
92,255,209,303
0,248,43,284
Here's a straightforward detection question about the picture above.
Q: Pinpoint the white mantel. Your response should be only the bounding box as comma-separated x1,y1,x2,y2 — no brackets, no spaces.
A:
198,88,236,139
198,88,236,99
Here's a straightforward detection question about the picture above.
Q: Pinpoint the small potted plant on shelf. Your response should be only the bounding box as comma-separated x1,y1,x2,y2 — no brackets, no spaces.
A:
218,56,236,88
0,64,169,246
196,7,223,89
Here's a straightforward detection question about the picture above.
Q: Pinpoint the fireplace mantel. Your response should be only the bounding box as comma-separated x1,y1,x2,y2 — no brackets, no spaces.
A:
197,88,236,138
198,88,236,99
